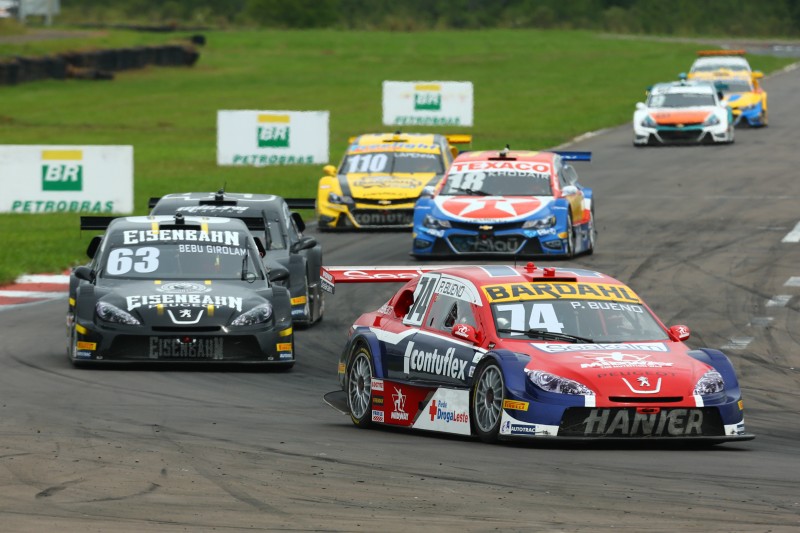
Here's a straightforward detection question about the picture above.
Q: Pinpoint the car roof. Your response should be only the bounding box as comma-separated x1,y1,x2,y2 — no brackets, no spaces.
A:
691,56,751,70
153,192,285,210
452,150,556,164
351,132,444,146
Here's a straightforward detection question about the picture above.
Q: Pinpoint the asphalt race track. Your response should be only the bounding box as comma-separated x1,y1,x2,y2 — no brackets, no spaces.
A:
2,70,799,533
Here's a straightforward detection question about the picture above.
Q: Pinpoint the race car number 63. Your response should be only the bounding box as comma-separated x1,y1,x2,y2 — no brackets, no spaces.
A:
107,247,160,275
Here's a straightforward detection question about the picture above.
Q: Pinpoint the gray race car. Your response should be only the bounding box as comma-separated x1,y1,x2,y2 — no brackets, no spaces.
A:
67,215,295,369
150,191,323,327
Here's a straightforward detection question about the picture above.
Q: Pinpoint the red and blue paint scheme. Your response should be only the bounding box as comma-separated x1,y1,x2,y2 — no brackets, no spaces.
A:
411,149,594,258
323,264,753,444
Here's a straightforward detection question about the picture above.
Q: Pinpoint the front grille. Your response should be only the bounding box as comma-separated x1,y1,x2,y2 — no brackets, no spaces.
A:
559,407,724,437
351,208,413,227
448,234,524,254
658,128,704,142
609,396,683,403
152,326,221,332
354,197,417,207
447,220,527,231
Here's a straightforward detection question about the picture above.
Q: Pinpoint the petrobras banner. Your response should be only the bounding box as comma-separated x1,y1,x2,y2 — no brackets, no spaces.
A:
217,110,329,166
383,81,474,127
0,145,133,214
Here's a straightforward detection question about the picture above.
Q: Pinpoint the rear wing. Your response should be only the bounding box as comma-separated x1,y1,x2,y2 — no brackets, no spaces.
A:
320,265,458,294
552,151,591,162
80,216,118,231
697,49,746,56
148,196,161,209
285,198,316,210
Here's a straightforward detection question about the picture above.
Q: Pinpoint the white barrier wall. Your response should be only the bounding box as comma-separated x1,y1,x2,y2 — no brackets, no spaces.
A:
0,145,133,213
217,110,329,166
383,81,474,127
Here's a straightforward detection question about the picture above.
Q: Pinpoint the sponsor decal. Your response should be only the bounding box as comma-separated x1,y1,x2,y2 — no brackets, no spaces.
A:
10,200,114,213
583,409,704,437
279,353,293,360
377,304,394,315
257,114,290,148
291,296,307,306
449,160,551,175
394,116,461,126
738,400,744,411
156,282,211,294
502,420,539,435
574,351,673,369
338,362,345,374
371,378,384,392
122,229,240,246
126,294,243,312
483,282,640,304
435,279,467,299
502,399,529,411
427,399,468,424
537,342,667,353
231,154,314,166
403,340,467,381
373,396,384,406
276,342,292,352
177,244,247,256
440,197,543,220
41,149,83,192
390,387,409,421
414,84,442,111
76,341,96,351
372,409,384,423
352,176,423,189
75,351,93,359
149,337,223,359
176,205,250,214
452,324,471,339
622,376,662,394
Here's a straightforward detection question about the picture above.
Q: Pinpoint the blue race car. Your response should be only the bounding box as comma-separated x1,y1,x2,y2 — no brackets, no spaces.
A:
411,148,595,258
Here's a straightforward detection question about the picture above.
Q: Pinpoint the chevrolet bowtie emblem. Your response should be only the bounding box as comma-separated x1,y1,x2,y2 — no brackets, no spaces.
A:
478,225,493,231
378,200,391,205
676,123,684,128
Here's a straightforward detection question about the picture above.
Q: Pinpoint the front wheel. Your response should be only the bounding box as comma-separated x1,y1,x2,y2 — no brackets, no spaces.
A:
470,361,506,443
346,345,374,428
565,212,576,258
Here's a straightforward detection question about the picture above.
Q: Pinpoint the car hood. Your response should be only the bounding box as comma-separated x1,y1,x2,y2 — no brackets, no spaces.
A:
432,195,553,223
724,92,761,108
647,108,714,125
342,173,436,200
520,341,713,399
97,279,271,326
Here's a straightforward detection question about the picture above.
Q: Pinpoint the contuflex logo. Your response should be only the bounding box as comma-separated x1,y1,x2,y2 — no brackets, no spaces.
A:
41,150,83,191
257,114,290,148
414,84,442,111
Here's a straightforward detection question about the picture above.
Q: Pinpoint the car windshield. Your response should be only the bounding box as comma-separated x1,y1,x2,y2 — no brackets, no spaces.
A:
648,92,716,108
692,63,749,72
491,299,669,343
341,151,444,174
99,231,263,280
439,169,552,196
720,79,753,94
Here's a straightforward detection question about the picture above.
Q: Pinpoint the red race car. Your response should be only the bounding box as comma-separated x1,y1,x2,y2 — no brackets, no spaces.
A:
323,263,753,444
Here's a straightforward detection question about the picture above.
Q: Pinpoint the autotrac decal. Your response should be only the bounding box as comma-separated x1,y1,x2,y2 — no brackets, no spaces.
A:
123,229,241,246
499,411,558,437
483,282,640,304
149,337,223,359
126,294,243,312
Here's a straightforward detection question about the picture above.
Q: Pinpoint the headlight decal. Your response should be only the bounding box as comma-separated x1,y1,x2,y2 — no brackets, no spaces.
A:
231,303,273,326
96,301,141,325
526,369,595,396
693,370,725,396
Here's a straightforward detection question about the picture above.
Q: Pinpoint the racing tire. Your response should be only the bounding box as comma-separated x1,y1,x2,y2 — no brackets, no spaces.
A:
346,344,374,428
565,212,576,259
758,109,768,127
585,206,596,256
470,361,506,443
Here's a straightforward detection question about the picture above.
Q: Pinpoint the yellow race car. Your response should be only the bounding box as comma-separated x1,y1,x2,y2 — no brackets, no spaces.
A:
316,132,471,230
682,50,767,127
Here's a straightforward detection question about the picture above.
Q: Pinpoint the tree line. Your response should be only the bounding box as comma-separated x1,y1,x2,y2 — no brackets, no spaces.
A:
58,0,800,36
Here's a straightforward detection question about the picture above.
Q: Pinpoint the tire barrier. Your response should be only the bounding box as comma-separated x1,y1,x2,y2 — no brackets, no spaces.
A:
0,43,201,86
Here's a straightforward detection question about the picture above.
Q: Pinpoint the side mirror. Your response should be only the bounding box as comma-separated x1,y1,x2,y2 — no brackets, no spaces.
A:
323,164,336,177
562,185,578,196
290,236,317,254
291,211,306,233
268,266,290,283
73,265,95,282
678,72,687,80
668,325,691,342
752,70,764,80
635,102,646,111
86,235,102,258
253,237,266,257
452,323,480,344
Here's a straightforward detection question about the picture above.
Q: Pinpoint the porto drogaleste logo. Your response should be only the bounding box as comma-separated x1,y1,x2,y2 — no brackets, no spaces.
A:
41,150,83,191
257,114,290,148
414,84,442,111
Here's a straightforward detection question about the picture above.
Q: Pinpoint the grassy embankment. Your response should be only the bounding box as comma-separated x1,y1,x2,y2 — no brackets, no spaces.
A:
0,28,794,283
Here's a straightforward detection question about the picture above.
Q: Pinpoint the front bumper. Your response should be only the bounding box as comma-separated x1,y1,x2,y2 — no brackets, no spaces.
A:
318,200,415,229
70,319,294,364
633,123,731,145
412,226,568,257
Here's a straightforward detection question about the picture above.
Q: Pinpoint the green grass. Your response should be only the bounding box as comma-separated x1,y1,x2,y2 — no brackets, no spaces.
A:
0,29,794,283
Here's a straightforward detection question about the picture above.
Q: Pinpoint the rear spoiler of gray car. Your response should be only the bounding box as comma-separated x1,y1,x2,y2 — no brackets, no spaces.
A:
80,216,266,231
285,198,316,210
